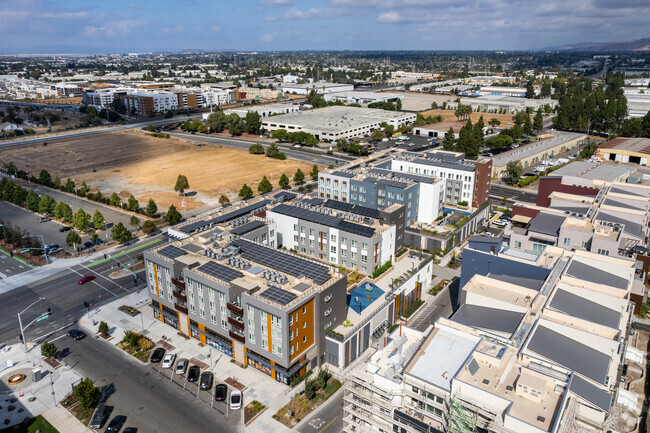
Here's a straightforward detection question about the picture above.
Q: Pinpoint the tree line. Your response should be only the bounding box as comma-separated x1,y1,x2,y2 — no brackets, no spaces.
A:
237,165,319,200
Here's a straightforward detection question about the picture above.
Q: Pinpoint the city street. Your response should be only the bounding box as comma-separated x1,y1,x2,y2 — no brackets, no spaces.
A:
0,245,32,278
296,390,343,433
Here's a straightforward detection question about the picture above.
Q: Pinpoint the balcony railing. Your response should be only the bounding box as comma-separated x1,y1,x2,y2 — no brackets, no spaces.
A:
227,302,243,315
172,290,187,302
171,277,185,289
229,330,245,343
174,304,188,314
228,317,245,330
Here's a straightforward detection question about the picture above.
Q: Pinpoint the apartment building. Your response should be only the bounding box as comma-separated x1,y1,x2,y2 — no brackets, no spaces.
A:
344,241,642,433
318,163,445,226
506,178,650,258
144,200,348,384
265,199,403,274
121,92,178,115
83,88,117,108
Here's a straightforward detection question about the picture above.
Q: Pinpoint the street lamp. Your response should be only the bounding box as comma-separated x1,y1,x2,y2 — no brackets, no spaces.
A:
17,297,48,353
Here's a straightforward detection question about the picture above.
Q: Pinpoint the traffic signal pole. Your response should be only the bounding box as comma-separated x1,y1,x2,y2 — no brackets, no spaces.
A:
17,297,49,353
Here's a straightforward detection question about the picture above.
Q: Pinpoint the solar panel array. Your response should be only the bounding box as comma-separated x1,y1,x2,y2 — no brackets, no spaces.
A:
197,261,244,282
274,191,297,201
179,200,271,233
324,199,381,218
230,220,266,235
233,239,332,285
258,285,297,305
158,245,187,259
271,204,375,238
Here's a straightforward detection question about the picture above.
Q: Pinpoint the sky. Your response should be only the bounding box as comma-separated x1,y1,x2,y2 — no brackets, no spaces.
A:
1,0,649,54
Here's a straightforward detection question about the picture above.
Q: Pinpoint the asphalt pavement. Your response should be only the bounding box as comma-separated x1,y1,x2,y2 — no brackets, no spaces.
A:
489,184,537,204
296,389,343,433
0,247,32,279
0,201,71,251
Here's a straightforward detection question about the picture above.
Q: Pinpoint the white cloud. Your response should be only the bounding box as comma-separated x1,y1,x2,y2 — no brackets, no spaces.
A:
283,6,342,19
211,25,221,32
84,19,142,38
378,11,405,23
261,31,280,42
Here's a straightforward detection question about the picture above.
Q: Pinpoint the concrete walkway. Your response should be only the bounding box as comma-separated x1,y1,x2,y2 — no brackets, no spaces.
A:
78,290,293,432
43,406,94,433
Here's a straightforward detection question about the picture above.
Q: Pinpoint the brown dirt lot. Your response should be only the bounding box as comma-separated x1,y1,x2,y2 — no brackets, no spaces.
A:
419,109,521,125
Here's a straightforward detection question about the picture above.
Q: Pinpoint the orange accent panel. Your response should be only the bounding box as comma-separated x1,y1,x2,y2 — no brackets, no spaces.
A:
198,324,207,344
289,298,315,362
153,264,160,297
267,314,273,355
158,303,165,323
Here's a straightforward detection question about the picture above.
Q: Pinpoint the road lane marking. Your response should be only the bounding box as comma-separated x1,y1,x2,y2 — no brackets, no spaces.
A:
68,267,119,298
86,238,163,267
80,264,134,293
318,416,338,433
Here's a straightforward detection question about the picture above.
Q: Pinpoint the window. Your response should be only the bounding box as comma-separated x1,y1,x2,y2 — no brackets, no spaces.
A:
331,234,336,242
303,336,307,343
514,240,522,249
303,321,307,329
563,237,571,246
290,330,294,340
249,333,255,344
310,228,315,236
361,243,368,252
325,308,332,316
211,314,217,324
351,240,357,249
303,306,307,314
330,246,337,254
248,319,255,330
262,340,268,350
412,386,420,394
290,346,294,355
597,249,610,256
324,294,332,302
248,305,254,316
219,292,225,303
209,289,215,300
200,309,205,319
341,237,347,245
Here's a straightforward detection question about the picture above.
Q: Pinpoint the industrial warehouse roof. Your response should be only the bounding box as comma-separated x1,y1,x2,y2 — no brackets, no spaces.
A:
491,132,585,167
548,288,621,329
528,213,566,237
526,324,610,385
452,305,524,337
598,137,650,155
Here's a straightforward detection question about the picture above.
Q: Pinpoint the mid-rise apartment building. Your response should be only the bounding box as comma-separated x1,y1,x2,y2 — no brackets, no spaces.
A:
144,200,348,384
122,92,178,115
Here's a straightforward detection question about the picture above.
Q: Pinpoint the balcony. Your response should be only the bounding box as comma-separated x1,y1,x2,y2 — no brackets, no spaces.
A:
229,330,245,343
171,277,185,289
174,304,188,314
227,302,243,316
228,316,245,330
172,290,187,302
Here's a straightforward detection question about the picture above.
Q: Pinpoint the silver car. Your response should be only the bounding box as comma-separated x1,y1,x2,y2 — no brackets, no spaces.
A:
175,358,188,374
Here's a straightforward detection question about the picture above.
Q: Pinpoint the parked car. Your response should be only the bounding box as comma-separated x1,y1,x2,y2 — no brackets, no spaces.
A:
83,241,94,249
38,216,51,223
150,347,166,363
58,226,72,232
230,390,242,410
199,371,213,390
67,329,86,340
499,214,512,221
147,229,163,237
175,358,188,375
186,365,200,382
78,275,95,285
105,415,126,433
122,429,137,433
162,353,176,369
214,384,228,401
493,220,507,228
88,404,109,429
46,247,63,254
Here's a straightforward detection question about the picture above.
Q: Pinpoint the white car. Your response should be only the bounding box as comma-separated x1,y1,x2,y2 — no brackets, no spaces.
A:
162,353,176,369
230,389,242,410
493,220,507,228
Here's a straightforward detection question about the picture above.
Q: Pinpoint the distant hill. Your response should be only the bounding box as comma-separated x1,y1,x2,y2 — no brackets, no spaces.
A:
543,38,650,52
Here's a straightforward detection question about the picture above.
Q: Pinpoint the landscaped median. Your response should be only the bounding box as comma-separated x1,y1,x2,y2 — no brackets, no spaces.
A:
117,330,154,362
273,368,341,428
0,415,59,433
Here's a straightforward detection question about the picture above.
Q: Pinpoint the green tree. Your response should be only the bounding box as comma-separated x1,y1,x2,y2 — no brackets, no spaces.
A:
206,110,227,133
371,129,383,141
57,201,73,221
257,176,273,194
165,205,183,225
141,220,157,234
443,127,456,151
534,108,544,133
64,178,76,193
73,378,102,410
53,176,61,189
523,113,533,136
279,173,289,188
65,230,81,248
504,161,524,185
111,222,132,243
310,164,319,180
25,190,40,212
580,142,597,159
38,194,56,216
245,111,262,135
540,79,552,98
38,169,52,186
219,195,230,205
174,175,189,196
226,113,243,136
316,367,332,389
72,208,91,231
293,169,305,184
486,134,513,152
271,129,288,141
238,184,253,199
265,142,284,159
92,210,105,230
109,192,121,207
304,379,317,400
129,215,140,229
126,194,139,212
488,118,501,128
525,79,535,99
145,198,158,218
305,134,318,146
41,341,58,358
98,321,110,335
249,143,265,154
396,98,402,111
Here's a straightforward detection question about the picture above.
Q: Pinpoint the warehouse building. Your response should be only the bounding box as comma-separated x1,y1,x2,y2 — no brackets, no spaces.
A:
491,132,587,178
323,91,403,105
597,137,650,166
280,82,354,95
413,121,464,140
262,106,416,141
220,102,300,120
458,95,557,114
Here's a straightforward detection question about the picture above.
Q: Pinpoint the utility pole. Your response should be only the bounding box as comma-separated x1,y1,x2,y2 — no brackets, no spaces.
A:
17,297,47,353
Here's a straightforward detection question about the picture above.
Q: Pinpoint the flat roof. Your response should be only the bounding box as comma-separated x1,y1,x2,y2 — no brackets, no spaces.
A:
569,374,612,412
528,212,566,237
580,163,633,182
415,121,465,133
451,304,524,337
598,137,650,155
565,257,629,290
548,288,621,329
491,132,585,167
405,327,478,391
594,209,645,240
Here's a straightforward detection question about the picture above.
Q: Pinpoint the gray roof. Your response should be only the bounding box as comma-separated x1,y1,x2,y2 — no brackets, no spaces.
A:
368,168,438,184
569,374,612,412
596,210,645,240
452,305,524,336
331,170,355,179
549,289,621,329
487,273,545,292
549,205,590,215
411,157,476,172
528,213,566,237
602,197,645,211
609,185,650,197
468,235,502,244
565,258,628,290
527,325,610,385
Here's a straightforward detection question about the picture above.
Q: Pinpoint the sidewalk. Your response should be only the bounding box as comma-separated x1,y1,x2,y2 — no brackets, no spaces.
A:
78,291,293,432
43,406,94,433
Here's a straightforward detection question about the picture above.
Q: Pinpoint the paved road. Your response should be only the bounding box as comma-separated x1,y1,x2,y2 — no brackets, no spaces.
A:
61,333,239,433
0,202,71,252
296,389,343,433
0,247,32,279
409,284,455,332
490,184,537,204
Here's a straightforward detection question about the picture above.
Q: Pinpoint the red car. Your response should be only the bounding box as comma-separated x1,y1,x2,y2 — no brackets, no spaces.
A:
78,275,95,285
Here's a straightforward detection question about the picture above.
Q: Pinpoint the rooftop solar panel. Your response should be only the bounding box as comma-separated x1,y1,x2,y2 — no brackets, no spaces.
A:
158,245,187,259
197,261,244,283
230,220,266,235
259,285,297,305
270,204,375,238
323,200,380,219
211,200,271,224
